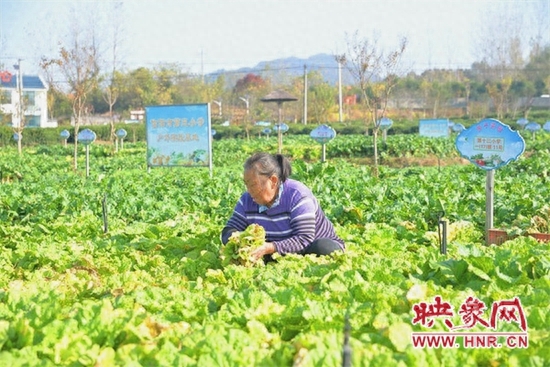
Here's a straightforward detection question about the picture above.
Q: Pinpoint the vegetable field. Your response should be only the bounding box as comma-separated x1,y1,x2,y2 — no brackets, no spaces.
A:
0,133,549,366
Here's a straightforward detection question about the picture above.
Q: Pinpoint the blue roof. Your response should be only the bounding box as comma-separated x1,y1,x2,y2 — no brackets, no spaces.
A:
0,75,46,90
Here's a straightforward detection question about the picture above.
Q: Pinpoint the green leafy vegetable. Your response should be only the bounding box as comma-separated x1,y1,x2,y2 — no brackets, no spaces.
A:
220,224,266,267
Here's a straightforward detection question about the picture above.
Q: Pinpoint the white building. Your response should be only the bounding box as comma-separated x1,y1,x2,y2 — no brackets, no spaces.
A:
0,70,56,128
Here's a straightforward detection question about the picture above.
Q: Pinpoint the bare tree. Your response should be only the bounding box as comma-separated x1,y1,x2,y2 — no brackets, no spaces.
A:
41,4,101,170
343,31,407,176
472,1,536,116
102,1,125,146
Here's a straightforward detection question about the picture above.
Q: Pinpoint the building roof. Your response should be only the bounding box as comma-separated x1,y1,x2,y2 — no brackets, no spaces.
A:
0,74,47,90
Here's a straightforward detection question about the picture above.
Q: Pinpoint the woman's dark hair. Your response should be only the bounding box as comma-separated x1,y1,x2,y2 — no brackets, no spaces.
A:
244,152,292,182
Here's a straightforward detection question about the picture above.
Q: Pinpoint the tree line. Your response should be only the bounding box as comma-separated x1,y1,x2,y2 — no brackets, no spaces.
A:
1,0,548,170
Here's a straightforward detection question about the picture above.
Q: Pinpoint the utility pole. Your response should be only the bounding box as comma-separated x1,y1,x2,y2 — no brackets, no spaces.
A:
337,55,345,123
14,59,23,154
201,49,204,83
303,64,307,124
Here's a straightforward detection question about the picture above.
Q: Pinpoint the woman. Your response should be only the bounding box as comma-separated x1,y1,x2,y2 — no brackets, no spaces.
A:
221,152,345,262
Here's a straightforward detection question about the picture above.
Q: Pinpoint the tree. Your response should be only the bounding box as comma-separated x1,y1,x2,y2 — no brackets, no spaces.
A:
343,31,407,176
309,80,336,123
523,45,550,96
119,67,156,109
102,1,125,145
41,4,101,170
232,73,270,139
486,77,512,120
471,1,543,116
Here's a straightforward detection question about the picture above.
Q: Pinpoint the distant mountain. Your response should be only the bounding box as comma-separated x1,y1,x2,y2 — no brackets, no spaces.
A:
207,53,356,86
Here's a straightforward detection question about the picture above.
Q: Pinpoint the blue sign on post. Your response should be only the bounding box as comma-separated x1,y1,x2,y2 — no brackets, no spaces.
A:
310,124,336,162
379,117,393,131
77,129,97,177
455,118,525,170
273,123,289,133
60,130,70,140
145,104,212,169
524,122,541,132
419,119,449,137
60,129,70,147
78,129,96,146
516,118,529,129
116,129,128,139
310,124,336,145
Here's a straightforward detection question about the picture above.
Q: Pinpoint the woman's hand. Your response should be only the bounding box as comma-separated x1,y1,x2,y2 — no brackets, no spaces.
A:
251,242,276,262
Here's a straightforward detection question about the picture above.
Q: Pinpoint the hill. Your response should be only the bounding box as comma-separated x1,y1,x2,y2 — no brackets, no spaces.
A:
207,53,356,86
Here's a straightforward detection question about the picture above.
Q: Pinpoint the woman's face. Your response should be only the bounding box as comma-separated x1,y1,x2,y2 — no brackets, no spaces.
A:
243,169,278,206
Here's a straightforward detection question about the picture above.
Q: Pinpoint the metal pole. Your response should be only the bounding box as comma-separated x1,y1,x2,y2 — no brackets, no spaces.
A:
277,102,283,154
342,312,351,367
16,59,23,154
303,64,307,124
338,59,343,123
322,144,326,163
439,218,447,255
102,193,108,233
86,145,90,177
485,170,494,244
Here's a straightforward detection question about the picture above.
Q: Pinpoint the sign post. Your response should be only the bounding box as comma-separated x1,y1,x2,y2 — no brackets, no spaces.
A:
116,128,127,152
145,104,212,176
77,129,97,177
455,118,525,244
273,123,289,154
524,122,541,140
60,130,70,147
379,117,393,143
419,119,450,138
310,124,336,162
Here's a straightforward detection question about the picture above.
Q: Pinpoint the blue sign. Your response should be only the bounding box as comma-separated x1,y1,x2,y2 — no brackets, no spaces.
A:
273,123,289,133
310,124,336,144
455,118,525,170
524,122,541,132
262,128,272,135
78,129,96,146
544,121,550,132
60,129,70,139
516,118,529,128
452,123,465,132
419,119,449,137
145,104,212,167
378,117,393,131
116,128,127,139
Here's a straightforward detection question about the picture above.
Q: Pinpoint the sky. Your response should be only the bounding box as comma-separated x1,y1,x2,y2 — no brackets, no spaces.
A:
0,0,548,76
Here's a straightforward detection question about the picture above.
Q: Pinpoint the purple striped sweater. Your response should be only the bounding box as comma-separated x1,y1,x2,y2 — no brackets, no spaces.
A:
223,179,345,255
